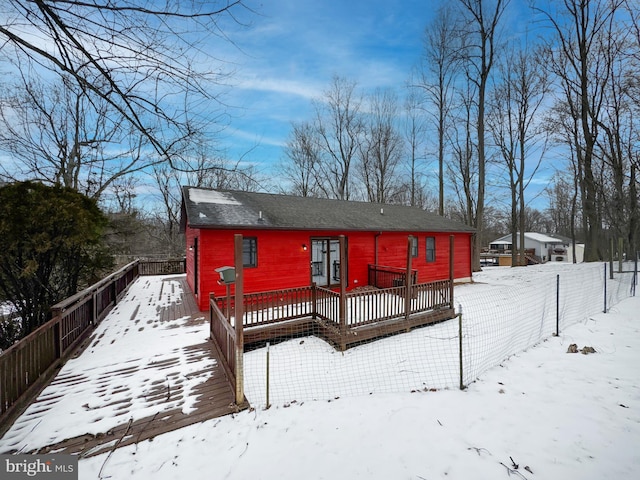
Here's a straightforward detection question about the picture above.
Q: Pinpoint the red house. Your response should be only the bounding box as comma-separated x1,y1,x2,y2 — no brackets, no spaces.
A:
180,187,474,311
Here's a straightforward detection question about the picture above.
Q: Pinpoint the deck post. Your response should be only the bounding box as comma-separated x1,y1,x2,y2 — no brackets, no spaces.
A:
92,291,98,326
209,297,213,340
449,235,455,309
51,314,62,359
234,234,245,406
311,283,317,319
339,235,347,350
404,236,414,327
224,284,231,320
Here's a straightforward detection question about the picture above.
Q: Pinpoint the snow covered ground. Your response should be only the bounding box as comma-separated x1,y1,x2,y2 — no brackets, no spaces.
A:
78,264,639,480
3,264,639,479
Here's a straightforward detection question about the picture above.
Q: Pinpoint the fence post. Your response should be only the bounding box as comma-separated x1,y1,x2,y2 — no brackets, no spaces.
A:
265,342,270,410
458,304,464,390
556,274,560,336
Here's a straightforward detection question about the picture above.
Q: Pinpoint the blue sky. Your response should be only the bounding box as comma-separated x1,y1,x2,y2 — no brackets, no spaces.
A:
218,0,438,176
213,0,552,203
0,0,552,210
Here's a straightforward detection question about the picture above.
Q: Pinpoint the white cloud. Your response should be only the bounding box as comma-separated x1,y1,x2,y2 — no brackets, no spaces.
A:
236,75,323,100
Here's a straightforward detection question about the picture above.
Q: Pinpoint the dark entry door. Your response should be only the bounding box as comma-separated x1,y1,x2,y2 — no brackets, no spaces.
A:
311,238,342,287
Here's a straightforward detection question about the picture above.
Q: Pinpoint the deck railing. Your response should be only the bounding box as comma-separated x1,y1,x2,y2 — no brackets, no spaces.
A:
209,301,237,393
346,286,407,327
0,258,185,429
211,279,453,350
409,280,451,314
314,286,341,324
138,258,186,276
368,264,418,289
244,287,315,327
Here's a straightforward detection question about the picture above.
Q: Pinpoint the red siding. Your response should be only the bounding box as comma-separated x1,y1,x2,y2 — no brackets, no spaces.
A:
376,232,472,283
185,226,472,311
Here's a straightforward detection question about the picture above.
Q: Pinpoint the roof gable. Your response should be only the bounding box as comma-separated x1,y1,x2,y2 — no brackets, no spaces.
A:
181,187,475,233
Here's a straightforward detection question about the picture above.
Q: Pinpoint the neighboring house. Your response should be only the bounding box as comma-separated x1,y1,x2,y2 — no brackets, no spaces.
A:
180,187,475,311
550,234,585,263
488,232,570,264
565,243,585,263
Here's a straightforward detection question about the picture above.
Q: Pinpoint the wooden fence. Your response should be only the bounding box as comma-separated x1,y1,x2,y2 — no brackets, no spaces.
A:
0,258,185,431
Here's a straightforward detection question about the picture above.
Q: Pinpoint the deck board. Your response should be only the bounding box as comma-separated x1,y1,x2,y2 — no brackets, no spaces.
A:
0,275,241,458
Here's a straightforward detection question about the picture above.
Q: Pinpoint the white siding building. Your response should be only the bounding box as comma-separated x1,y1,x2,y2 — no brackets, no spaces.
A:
489,232,571,263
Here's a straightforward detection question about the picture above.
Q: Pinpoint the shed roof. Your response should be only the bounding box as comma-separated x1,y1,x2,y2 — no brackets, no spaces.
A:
181,187,475,233
491,232,565,244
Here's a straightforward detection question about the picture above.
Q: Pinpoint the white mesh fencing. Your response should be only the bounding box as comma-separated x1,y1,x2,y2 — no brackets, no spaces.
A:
243,262,636,408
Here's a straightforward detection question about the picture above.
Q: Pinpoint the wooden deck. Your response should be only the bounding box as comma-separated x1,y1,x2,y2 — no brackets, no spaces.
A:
29,343,240,458
215,279,456,353
0,275,240,458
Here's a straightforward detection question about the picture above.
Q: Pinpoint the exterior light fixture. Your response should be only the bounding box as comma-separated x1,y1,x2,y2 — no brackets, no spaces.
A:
302,244,308,251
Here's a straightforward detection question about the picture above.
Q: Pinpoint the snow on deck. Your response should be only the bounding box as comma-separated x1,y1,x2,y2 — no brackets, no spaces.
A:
0,275,236,456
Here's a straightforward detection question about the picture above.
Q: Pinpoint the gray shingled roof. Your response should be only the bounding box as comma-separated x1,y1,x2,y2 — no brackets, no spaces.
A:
181,186,475,233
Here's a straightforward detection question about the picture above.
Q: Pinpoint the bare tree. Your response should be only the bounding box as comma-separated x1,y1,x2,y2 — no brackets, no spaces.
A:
621,0,640,254
153,136,262,256
545,97,586,262
313,76,364,200
0,0,248,163
418,5,460,215
358,89,404,204
447,67,478,227
488,43,550,266
279,121,323,197
546,172,580,239
595,20,639,257
536,0,624,261
401,88,430,208
457,0,508,271
0,71,148,198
